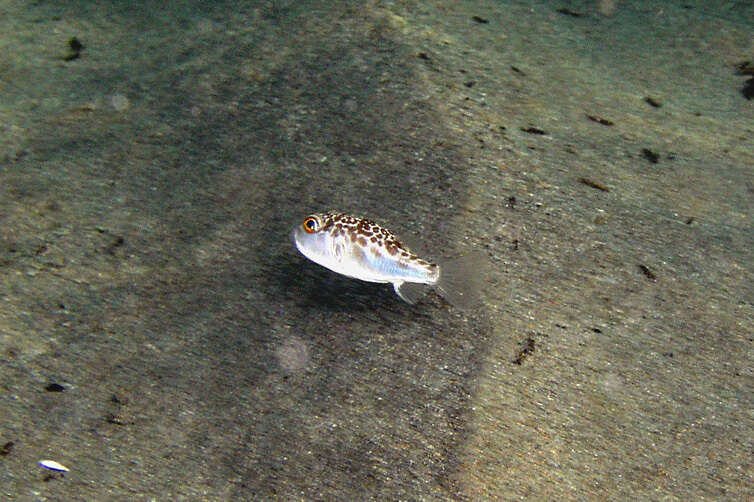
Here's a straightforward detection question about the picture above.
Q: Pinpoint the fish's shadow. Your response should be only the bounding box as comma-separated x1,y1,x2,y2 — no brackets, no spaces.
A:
273,253,410,313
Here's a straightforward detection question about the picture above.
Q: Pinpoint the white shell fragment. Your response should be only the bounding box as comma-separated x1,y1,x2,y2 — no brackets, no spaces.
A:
38,459,69,472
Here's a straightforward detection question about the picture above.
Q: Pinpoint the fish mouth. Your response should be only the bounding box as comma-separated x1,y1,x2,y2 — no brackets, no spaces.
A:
291,226,301,248
292,225,308,253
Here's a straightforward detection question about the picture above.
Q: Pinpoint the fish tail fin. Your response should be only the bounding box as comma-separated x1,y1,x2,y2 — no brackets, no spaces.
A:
435,251,485,310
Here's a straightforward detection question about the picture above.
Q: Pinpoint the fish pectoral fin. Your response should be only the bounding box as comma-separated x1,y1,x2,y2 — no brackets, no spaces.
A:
393,281,427,304
332,241,346,262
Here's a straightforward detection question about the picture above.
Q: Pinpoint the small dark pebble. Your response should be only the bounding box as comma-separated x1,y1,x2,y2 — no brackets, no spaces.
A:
512,337,536,365
662,352,674,358
417,52,430,61
743,78,754,100
644,96,662,108
556,7,583,17
68,37,83,52
685,216,695,225
471,15,489,24
638,264,657,281
641,148,660,163
464,81,475,88
591,327,602,334
106,413,126,425
507,195,516,208
734,61,754,76
587,115,614,126
579,177,610,192
103,236,125,255
510,65,526,75
521,126,547,135
734,63,754,99
44,383,65,392
63,37,84,61
0,441,13,456
44,200,60,212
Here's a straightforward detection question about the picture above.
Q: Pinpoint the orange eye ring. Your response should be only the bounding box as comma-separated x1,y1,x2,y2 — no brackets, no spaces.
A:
302,216,320,234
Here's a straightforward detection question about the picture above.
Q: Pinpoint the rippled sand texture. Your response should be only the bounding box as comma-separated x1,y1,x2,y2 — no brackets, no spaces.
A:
1,1,751,500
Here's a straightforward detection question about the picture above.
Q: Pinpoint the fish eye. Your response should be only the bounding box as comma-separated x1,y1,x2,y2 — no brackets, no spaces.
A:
302,216,320,233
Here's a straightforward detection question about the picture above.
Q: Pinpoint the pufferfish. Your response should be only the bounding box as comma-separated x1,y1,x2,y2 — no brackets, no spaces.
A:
292,212,479,309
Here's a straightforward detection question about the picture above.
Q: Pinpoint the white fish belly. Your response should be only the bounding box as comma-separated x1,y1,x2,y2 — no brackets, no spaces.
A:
348,246,436,284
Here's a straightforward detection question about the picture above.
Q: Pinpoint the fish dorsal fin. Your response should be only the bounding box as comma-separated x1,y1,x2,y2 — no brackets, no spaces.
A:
394,281,427,304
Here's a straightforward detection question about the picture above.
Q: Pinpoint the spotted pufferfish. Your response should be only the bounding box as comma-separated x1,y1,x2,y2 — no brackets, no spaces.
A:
293,212,479,309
